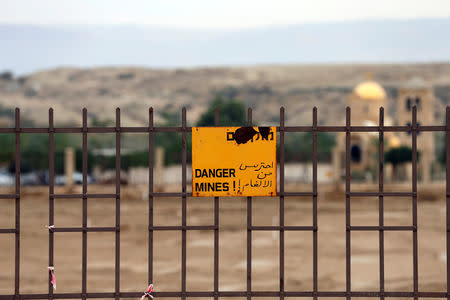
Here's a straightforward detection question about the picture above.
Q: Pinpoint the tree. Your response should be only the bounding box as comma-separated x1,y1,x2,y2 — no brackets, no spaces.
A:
284,132,335,162
437,132,446,166
384,146,420,181
197,95,246,126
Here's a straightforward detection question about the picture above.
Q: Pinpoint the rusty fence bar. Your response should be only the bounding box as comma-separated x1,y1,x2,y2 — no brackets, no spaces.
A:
148,108,154,286
279,107,285,300
378,108,385,300
181,108,187,300
446,107,450,300
15,108,20,300
0,105,449,300
82,108,88,300
412,106,419,300
48,109,54,299
312,107,318,300
214,108,220,300
0,126,447,134
115,108,121,300
345,107,351,300
247,107,252,300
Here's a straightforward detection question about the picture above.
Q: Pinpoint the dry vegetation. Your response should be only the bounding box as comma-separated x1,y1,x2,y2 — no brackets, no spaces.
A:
1,63,450,127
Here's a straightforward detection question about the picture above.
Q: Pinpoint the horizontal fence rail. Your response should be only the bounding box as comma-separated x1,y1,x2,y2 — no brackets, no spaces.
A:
0,106,449,300
0,125,445,134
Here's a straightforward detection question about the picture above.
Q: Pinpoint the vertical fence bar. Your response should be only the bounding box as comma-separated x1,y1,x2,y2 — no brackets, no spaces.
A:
247,107,252,300
48,108,55,298
14,108,20,300
446,106,450,300
115,108,121,300
149,107,154,285
345,107,351,300
82,108,88,300
279,107,285,299
379,108,385,300
181,107,187,300
312,107,318,300
412,106,418,300
214,108,220,300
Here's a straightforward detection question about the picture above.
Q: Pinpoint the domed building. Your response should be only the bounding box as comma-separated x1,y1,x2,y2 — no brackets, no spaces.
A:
349,79,388,123
332,76,435,183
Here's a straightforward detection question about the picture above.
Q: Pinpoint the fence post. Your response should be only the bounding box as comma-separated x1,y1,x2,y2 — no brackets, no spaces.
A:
246,107,252,300
14,108,20,300
48,108,54,299
345,106,351,300
114,108,121,300
446,106,450,300
214,107,219,300
81,108,88,300
312,107,318,300
412,106,419,300
148,107,154,286
279,107,285,300
181,107,187,300
379,107,385,300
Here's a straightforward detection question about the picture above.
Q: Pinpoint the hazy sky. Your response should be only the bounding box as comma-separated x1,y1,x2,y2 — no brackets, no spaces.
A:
1,0,450,29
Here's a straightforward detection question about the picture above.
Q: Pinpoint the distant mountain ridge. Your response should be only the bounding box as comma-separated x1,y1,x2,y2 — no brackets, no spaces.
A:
1,18,450,74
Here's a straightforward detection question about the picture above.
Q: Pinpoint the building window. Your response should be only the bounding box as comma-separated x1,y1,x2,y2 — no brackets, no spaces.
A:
415,97,421,109
406,98,412,111
350,145,361,163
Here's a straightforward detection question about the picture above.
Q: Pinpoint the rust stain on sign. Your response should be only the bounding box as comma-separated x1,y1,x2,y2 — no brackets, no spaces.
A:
233,126,258,144
192,126,277,197
258,126,271,140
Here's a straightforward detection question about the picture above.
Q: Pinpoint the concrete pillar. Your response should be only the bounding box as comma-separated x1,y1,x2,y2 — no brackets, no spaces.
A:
65,147,75,187
155,146,165,191
332,148,341,183
385,163,392,183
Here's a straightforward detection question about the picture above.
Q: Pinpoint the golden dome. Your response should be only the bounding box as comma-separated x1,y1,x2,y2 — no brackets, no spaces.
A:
354,81,386,100
388,136,401,148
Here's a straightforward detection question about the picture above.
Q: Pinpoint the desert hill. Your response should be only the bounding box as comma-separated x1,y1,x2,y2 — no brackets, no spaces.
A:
1,63,450,127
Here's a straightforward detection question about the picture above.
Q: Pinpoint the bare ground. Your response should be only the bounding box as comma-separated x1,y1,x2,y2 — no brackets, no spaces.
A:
0,184,447,299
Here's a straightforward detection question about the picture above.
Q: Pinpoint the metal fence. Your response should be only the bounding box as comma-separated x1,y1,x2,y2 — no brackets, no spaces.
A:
0,106,449,300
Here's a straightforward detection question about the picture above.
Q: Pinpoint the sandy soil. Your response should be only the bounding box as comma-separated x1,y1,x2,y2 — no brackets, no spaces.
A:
0,184,447,298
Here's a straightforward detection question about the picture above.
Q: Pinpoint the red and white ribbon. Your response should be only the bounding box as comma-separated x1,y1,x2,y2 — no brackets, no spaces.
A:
48,266,56,290
140,284,153,300
45,225,55,232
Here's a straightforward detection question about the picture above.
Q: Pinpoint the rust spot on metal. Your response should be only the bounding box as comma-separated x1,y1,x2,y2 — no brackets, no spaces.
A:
233,127,257,144
258,126,270,140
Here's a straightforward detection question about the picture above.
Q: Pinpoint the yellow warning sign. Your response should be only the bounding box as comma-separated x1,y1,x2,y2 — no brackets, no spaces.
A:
192,126,277,197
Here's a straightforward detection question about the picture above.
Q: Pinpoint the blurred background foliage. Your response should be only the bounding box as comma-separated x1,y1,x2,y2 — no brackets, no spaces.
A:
9,94,448,172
